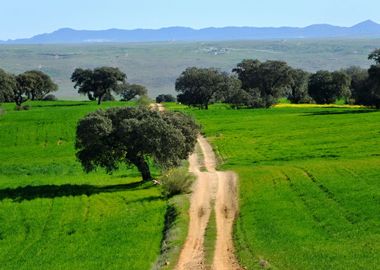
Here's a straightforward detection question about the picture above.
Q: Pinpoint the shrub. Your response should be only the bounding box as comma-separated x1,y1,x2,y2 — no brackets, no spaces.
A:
136,95,151,107
160,167,195,198
43,94,58,101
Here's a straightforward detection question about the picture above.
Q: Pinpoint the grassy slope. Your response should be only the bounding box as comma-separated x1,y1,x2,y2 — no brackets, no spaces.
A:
0,101,166,270
1,39,380,99
166,103,380,270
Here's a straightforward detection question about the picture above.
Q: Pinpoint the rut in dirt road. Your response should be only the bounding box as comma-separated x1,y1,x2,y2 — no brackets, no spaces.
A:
176,136,242,270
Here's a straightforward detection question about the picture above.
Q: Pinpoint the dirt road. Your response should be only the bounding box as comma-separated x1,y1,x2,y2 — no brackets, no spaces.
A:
150,103,165,112
176,136,241,270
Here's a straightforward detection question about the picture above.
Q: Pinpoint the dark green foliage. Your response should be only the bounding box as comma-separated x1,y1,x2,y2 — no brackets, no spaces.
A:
0,69,16,103
13,70,57,105
75,107,199,181
224,88,253,109
308,70,351,104
175,67,228,109
365,65,380,108
343,66,369,105
288,69,313,104
14,73,33,106
156,94,176,103
354,49,380,108
71,66,126,105
119,83,148,101
368,48,380,64
232,59,293,107
1,40,380,99
23,70,58,100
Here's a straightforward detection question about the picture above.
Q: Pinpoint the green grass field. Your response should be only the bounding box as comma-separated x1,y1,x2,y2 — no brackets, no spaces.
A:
166,103,380,270
0,101,167,270
1,39,380,99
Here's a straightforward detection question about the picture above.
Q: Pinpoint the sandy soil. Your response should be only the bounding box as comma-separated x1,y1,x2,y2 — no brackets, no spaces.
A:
150,103,165,112
176,136,241,270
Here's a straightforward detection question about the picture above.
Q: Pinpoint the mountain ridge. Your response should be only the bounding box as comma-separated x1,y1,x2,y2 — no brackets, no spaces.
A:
2,20,380,44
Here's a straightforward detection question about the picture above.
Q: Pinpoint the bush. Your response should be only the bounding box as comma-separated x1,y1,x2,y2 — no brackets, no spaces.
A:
160,167,195,198
43,94,58,101
136,95,151,107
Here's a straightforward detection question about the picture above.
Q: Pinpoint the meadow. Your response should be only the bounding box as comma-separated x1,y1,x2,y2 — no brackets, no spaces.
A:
1,39,380,99
0,101,167,270
166,103,380,270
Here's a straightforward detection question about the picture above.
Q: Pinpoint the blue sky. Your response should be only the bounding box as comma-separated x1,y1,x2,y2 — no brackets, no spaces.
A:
0,0,379,39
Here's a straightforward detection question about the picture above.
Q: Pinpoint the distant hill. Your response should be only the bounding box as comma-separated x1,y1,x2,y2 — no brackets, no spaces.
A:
2,20,380,44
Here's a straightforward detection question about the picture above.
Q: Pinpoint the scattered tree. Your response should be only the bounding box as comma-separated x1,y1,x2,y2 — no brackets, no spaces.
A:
71,67,126,105
119,83,148,101
0,69,16,103
357,49,380,108
75,107,199,181
288,69,312,104
15,73,34,106
368,49,380,64
156,94,176,103
175,67,227,109
22,70,58,100
308,70,351,104
233,59,293,107
342,66,368,105
1,69,57,105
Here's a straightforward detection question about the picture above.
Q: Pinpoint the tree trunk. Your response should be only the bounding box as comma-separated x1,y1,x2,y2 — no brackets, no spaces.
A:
15,94,22,106
129,156,152,181
97,95,102,105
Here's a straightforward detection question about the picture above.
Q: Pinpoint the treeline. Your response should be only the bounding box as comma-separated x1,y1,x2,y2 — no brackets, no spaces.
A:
2,49,380,109
0,66,149,107
175,49,380,109
0,69,57,106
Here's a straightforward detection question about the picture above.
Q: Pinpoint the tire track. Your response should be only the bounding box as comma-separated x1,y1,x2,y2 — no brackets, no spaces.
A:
176,136,242,270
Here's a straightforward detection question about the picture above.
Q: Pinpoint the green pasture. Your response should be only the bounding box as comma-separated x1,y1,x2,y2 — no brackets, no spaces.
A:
0,101,166,270
166,102,380,270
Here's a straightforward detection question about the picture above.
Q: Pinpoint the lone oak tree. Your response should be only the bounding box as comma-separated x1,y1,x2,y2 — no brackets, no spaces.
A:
71,67,126,105
75,107,199,181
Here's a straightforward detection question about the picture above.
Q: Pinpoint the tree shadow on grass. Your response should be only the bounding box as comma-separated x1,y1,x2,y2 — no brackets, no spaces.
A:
302,109,378,116
0,181,157,202
33,103,88,108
